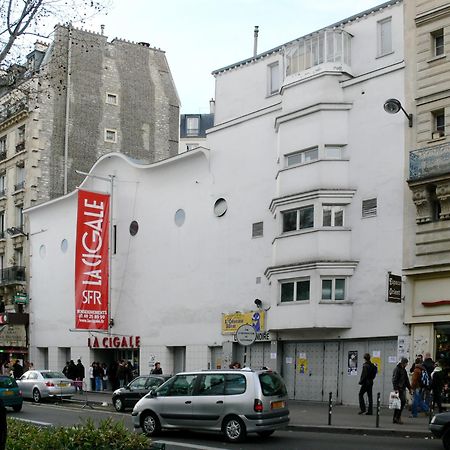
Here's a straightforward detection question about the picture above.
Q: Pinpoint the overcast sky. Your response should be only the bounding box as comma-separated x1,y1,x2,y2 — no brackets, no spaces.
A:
88,0,386,113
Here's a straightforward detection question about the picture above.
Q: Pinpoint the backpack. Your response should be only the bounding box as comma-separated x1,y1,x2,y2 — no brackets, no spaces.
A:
369,362,378,380
420,369,431,388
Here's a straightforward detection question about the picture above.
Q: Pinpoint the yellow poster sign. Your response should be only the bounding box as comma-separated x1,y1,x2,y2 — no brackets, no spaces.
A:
297,358,308,374
372,356,382,374
221,311,265,334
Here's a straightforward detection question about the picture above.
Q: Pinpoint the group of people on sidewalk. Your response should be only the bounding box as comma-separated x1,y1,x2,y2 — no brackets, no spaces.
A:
358,352,445,425
62,359,85,392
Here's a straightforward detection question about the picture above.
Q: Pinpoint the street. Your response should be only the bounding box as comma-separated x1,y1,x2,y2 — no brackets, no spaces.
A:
5,400,443,449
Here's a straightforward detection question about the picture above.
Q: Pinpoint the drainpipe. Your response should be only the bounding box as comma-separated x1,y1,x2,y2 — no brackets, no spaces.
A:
64,26,72,195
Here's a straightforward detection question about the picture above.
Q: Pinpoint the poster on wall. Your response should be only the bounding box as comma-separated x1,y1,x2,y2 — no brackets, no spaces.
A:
297,353,308,374
75,189,110,330
372,351,382,374
397,335,410,361
348,350,358,375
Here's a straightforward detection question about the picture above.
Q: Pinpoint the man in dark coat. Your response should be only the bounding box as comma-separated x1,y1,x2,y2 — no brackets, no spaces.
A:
358,353,377,415
392,357,412,424
12,359,23,379
75,359,85,392
67,360,77,381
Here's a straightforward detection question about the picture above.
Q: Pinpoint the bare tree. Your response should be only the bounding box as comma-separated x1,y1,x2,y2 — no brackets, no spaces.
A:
0,0,109,68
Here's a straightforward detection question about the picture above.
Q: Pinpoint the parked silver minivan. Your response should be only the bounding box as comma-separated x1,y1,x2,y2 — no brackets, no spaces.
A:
132,368,289,442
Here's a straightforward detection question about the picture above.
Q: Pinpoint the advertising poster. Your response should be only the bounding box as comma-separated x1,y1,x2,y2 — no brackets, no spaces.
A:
75,190,110,330
297,354,308,374
221,310,265,334
348,350,358,375
372,356,382,374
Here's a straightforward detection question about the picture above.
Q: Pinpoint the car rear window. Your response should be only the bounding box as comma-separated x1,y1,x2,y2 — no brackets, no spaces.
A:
259,372,287,396
42,371,66,379
0,377,17,388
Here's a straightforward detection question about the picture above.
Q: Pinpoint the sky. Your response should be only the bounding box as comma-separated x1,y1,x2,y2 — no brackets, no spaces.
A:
87,0,387,113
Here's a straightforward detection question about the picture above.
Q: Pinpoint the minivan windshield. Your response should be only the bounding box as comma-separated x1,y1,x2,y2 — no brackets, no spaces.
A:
259,372,287,396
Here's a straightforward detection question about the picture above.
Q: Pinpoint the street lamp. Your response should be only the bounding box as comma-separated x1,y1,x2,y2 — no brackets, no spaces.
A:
383,98,413,127
6,227,28,239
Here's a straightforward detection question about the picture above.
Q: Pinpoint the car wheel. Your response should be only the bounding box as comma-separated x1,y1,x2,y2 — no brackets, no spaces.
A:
223,415,246,443
12,404,22,412
113,397,124,412
443,428,450,450
141,411,161,437
33,388,41,403
257,430,275,438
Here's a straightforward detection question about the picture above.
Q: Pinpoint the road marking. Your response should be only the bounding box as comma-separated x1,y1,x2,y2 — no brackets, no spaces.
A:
154,441,226,450
15,418,52,427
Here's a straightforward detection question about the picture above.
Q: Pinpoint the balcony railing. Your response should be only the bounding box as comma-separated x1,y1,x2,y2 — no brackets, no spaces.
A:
15,142,25,152
0,266,25,285
283,29,352,78
0,100,27,124
409,142,450,181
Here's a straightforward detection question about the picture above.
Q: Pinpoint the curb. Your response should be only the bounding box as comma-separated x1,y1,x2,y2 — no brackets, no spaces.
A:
287,424,432,438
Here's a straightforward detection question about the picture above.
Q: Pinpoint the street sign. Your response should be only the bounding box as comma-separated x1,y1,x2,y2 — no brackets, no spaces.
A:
14,293,28,305
235,324,256,346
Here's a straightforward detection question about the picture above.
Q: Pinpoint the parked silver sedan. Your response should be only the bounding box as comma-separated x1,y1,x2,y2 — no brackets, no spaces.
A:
17,370,75,403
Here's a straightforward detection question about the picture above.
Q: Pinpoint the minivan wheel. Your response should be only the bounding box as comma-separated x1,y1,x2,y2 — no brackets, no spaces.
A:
141,411,161,436
257,430,275,438
33,388,41,403
223,416,246,443
113,397,124,412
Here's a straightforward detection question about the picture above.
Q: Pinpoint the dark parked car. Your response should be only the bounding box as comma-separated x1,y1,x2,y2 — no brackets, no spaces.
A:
431,412,450,449
112,375,171,412
0,376,22,412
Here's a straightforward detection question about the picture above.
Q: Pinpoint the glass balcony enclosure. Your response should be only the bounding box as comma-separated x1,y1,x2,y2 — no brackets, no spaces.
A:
283,29,352,79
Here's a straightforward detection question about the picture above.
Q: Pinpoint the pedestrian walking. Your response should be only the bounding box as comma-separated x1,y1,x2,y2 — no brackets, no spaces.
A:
432,361,445,413
94,362,103,391
117,360,126,387
102,363,108,390
358,353,377,415
12,360,24,380
392,357,412,424
89,362,95,391
151,362,163,374
75,359,85,392
410,357,429,417
67,360,77,381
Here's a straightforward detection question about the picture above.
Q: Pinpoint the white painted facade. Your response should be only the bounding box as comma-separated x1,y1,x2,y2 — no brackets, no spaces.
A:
27,1,409,404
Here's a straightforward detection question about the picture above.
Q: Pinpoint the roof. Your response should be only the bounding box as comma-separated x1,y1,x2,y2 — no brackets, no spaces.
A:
212,0,401,75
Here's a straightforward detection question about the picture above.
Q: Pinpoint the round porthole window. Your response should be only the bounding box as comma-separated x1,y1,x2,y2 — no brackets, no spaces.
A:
61,239,68,253
129,220,139,236
214,198,228,217
39,244,46,259
174,209,186,227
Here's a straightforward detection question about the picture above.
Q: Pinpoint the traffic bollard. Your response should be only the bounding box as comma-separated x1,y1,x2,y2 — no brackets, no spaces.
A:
328,392,333,425
376,392,381,428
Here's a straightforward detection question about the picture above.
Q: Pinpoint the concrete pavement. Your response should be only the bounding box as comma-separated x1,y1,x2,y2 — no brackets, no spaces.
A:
65,390,432,438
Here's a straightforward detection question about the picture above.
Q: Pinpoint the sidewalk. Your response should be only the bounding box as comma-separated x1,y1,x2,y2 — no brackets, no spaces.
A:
67,391,432,438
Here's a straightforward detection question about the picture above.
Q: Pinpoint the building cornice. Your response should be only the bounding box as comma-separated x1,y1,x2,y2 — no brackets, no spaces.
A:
269,188,356,214
415,4,450,26
0,110,28,133
265,260,359,279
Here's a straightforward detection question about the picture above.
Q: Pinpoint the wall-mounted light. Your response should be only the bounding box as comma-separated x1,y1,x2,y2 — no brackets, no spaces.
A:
6,227,28,239
254,298,262,309
383,98,413,127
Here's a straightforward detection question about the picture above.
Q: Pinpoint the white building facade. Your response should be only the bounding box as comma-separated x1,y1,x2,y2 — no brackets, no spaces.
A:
27,1,408,405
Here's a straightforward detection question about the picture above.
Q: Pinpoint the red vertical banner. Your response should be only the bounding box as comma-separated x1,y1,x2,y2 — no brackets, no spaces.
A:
75,190,110,330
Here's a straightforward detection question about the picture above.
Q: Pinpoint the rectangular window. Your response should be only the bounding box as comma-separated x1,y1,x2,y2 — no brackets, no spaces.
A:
15,166,25,191
0,137,6,153
362,198,377,218
252,221,263,238
105,129,117,143
15,205,23,229
282,205,314,232
378,17,392,56
432,109,445,138
186,117,200,137
322,205,344,227
286,147,318,167
321,278,346,301
14,249,23,267
0,174,5,197
324,146,343,159
17,125,25,143
432,29,444,57
106,93,118,105
0,212,4,238
268,62,280,95
280,279,310,302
